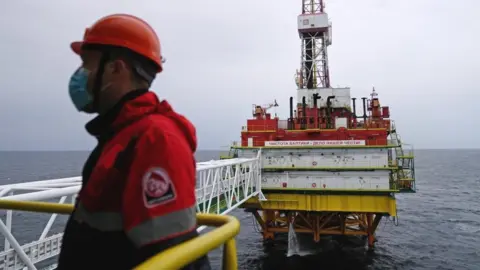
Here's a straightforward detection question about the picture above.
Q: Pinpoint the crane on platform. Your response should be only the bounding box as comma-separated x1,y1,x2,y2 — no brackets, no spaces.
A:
252,100,279,119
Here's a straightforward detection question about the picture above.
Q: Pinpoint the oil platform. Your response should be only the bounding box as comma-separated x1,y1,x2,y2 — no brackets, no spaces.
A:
222,0,416,249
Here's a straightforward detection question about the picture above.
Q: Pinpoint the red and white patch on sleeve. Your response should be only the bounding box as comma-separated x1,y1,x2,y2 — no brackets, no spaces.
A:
142,167,177,208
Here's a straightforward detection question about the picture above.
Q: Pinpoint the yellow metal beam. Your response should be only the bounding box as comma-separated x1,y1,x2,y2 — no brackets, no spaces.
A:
0,199,73,214
137,214,240,270
0,199,241,270
243,193,397,216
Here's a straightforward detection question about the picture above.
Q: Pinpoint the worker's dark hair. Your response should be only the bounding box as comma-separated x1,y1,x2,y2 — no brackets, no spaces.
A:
82,44,158,87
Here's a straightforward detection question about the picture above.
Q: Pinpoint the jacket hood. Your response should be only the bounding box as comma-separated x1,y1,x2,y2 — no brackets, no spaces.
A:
154,99,198,152
87,90,197,152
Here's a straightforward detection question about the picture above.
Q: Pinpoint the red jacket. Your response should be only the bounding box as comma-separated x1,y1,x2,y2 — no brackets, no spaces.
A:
58,90,210,270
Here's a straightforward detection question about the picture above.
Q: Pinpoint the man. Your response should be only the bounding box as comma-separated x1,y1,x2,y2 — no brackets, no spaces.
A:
58,14,211,270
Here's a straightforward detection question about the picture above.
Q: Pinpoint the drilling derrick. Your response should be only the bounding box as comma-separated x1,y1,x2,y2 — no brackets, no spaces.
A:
296,0,332,90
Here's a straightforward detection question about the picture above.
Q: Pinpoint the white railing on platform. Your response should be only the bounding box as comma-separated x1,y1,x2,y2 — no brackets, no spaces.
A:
0,151,264,270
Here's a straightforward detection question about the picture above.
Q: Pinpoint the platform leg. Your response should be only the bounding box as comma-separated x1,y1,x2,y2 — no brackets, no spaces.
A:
313,215,320,242
366,214,375,250
259,210,274,241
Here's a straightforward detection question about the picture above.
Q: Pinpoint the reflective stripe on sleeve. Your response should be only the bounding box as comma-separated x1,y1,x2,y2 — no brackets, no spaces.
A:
73,202,123,231
127,206,197,247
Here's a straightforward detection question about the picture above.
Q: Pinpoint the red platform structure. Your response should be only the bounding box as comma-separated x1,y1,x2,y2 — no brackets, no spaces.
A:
243,88,392,147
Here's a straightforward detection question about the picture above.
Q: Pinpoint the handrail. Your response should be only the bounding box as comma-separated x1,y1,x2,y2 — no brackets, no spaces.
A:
0,199,240,270
136,214,239,270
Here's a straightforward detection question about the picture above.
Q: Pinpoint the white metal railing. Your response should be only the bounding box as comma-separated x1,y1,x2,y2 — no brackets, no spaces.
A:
0,177,81,270
196,150,264,216
0,152,264,270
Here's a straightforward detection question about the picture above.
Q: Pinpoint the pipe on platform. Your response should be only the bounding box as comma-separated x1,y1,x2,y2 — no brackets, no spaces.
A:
289,96,293,130
313,94,321,128
302,96,306,130
326,96,335,129
362,97,368,125
351,97,357,118
352,97,357,128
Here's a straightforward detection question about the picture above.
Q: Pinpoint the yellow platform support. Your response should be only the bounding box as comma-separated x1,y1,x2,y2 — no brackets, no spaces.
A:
242,192,394,248
243,193,396,216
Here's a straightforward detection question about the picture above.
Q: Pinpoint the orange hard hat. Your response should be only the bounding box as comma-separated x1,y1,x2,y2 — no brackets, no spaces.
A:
71,14,163,73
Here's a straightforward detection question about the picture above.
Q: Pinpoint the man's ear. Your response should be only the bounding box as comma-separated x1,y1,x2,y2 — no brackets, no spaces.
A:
109,59,129,74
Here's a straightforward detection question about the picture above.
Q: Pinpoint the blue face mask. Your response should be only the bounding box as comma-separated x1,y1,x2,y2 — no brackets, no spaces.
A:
68,67,93,111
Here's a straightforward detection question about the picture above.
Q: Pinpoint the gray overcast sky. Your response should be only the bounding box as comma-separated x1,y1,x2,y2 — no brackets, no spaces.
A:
0,0,479,151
